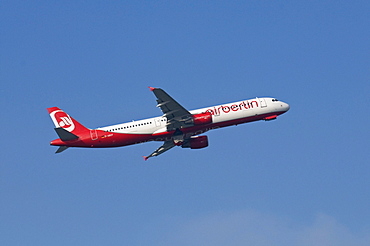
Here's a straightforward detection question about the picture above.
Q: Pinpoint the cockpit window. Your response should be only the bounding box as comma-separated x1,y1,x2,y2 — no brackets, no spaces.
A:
272,99,279,102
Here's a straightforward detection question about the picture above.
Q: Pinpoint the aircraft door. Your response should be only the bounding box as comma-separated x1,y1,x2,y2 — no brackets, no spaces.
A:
90,129,98,140
259,98,267,108
154,118,161,127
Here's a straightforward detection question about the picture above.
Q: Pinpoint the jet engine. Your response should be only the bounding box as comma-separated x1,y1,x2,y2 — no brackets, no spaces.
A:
182,135,209,149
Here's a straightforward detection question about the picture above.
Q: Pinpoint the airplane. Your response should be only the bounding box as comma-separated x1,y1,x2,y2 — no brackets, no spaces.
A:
47,87,290,160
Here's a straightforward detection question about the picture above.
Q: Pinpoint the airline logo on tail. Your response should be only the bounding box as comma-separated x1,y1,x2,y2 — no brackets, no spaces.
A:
49,108,75,132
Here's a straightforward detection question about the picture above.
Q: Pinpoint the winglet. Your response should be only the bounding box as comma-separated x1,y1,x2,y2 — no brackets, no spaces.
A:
143,156,149,161
148,86,156,91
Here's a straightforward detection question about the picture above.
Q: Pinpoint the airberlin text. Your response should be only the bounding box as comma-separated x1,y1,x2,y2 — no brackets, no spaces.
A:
206,100,258,115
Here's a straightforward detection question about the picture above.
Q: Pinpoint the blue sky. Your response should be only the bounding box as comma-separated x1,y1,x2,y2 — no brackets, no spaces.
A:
1,1,369,245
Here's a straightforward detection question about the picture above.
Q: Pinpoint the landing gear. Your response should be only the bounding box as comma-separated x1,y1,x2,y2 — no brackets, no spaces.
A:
172,128,184,146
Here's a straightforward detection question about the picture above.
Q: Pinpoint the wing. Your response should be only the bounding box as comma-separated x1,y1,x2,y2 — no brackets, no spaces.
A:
145,87,196,160
149,87,193,131
143,140,175,161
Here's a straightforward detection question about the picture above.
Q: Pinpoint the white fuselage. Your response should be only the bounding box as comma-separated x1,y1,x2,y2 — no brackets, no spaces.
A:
97,97,290,136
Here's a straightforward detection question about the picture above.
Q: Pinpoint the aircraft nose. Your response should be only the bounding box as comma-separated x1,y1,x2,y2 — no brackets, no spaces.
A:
284,102,290,112
277,101,290,112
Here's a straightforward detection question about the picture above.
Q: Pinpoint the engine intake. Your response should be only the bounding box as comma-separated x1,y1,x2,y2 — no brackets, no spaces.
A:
182,135,209,149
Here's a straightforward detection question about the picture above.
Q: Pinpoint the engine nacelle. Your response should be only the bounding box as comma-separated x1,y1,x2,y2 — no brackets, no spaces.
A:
192,112,212,125
182,135,209,149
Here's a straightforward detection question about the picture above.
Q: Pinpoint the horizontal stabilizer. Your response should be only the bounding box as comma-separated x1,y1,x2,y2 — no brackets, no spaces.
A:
56,146,69,153
54,127,79,141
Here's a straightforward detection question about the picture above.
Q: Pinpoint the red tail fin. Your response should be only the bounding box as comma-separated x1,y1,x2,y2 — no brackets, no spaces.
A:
47,107,89,135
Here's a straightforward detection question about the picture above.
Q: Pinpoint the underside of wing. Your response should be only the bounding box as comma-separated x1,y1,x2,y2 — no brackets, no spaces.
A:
143,140,175,160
